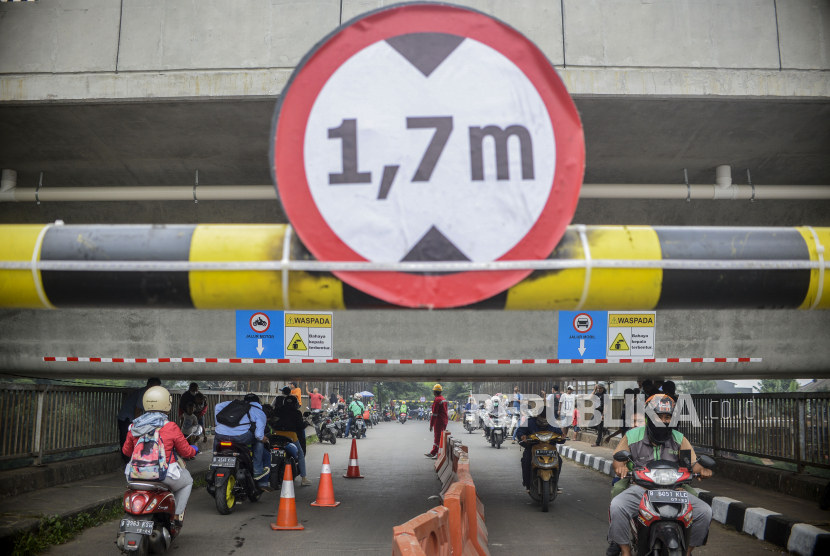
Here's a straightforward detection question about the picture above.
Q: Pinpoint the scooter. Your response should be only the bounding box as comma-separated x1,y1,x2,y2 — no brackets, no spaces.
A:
398,411,407,424
489,414,507,449
612,449,716,556
267,432,301,490
351,416,367,438
204,440,262,515
464,411,477,433
308,409,337,444
371,409,379,425
117,454,197,555
383,410,391,422
363,409,374,429
522,430,565,512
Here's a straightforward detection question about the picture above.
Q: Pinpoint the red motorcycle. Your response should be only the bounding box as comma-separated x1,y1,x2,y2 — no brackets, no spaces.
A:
117,480,179,556
612,450,715,556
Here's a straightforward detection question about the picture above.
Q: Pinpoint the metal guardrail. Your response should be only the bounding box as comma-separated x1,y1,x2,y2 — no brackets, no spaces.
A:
676,393,830,472
0,380,373,465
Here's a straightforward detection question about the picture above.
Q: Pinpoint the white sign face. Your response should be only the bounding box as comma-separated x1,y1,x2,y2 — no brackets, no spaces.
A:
285,312,333,358
607,312,656,358
303,37,556,264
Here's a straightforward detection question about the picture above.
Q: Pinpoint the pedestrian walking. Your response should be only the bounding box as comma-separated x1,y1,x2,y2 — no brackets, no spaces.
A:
425,384,448,458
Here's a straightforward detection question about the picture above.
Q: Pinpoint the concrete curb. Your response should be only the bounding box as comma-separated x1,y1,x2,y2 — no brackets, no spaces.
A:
556,444,830,556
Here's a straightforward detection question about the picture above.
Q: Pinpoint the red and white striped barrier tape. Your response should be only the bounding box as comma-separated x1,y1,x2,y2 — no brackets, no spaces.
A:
43,357,761,364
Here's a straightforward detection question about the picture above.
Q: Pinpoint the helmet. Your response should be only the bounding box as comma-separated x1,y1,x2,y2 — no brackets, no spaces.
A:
433,384,443,392
143,386,172,413
646,394,675,415
243,393,260,404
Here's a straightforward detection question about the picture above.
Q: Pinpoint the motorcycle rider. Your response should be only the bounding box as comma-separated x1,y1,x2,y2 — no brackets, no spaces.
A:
122,386,197,525
347,394,367,438
425,384,449,459
516,408,563,493
270,394,312,486
608,394,713,556
399,401,408,421
214,393,270,489
418,406,425,420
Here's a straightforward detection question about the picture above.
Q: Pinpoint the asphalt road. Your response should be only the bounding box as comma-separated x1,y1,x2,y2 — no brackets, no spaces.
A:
51,420,786,555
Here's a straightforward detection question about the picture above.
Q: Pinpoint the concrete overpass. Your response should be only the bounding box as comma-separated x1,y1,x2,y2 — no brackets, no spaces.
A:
1,0,829,380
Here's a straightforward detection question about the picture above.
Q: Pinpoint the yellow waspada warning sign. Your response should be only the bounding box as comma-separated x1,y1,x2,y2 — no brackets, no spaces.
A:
286,333,308,352
609,333,630,351
609,314,655,327
285,313,332,328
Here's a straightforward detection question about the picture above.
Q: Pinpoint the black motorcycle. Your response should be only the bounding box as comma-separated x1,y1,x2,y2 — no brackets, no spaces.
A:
308,409,337,444
206,440,262,514
350,415,367,438
267,432,301,490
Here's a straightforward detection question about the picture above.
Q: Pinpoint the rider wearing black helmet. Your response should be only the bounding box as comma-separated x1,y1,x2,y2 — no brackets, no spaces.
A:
271,391,312,486
607,394,713,556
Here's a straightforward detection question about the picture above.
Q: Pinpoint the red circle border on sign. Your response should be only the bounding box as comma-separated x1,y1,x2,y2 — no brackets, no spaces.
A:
272,3,584,308
573,313,593,333
250,312,271,333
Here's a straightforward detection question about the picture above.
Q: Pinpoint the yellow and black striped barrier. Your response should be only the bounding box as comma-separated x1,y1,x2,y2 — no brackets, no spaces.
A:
0,224,826,310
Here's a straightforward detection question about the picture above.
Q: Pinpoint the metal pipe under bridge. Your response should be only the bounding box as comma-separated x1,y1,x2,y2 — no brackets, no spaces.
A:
1,224,827,311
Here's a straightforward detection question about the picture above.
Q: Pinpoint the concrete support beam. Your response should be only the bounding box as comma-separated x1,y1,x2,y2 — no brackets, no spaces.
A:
1,308,828,379
2,66,828,104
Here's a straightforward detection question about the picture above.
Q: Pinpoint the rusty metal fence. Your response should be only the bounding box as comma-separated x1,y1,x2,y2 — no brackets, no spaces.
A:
676,393,830,472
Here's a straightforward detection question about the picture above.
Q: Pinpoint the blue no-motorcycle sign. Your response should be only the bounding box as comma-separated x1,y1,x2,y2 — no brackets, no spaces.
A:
558,311,608,359
235,310,284,358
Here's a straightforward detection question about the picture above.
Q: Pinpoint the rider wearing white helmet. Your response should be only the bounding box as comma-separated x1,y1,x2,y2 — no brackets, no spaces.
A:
122,385,198,525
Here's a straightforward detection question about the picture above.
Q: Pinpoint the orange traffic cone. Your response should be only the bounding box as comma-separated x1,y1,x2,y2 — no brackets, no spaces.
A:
343,438,365,478
310,454,340,507
270,465,305,531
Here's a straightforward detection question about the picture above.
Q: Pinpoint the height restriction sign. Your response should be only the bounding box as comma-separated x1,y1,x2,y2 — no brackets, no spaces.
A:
272,3,584,308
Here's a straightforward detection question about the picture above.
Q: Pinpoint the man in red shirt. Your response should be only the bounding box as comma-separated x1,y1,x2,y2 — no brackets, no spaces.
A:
305,384,325,410
426,384,449,458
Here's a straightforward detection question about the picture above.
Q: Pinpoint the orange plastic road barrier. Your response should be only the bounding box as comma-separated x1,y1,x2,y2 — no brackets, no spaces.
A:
392,506,451,556
456,461,487,543
343,438,365,478
311,453,340,507
433,431,450,472
270,465,304,531
443,481,492,556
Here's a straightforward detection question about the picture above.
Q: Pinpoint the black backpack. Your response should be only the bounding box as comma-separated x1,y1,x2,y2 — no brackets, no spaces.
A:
216,400,255,432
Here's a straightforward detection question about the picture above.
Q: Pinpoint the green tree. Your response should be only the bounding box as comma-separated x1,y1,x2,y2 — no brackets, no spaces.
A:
756,379,798,393
677,380,720,394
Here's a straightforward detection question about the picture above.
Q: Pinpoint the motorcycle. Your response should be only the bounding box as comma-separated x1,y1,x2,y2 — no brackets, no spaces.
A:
398,411,407,424
330,405,348,438
363,409,374,429
612,449,716,556
205,440,262,514
351,415,367,438
117,454,197,555
383,410,391,422
523,430,565,512
489,413,508,449
267,431,301,491
308,409,337,444
371,409,379,425
464,411,477,433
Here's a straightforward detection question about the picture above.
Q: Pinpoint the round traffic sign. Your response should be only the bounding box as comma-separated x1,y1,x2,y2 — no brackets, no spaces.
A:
272,3,584,308
250,312,270,333
573,313,593,333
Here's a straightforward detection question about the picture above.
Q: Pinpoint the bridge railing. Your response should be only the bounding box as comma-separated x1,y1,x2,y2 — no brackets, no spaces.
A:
677,393,830,472
0,383,276,465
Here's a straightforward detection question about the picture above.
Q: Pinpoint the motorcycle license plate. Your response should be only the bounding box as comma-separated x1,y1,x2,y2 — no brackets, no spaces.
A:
120,519,153,536
211,456,236,467
536,450,555,456
649,490,689,503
